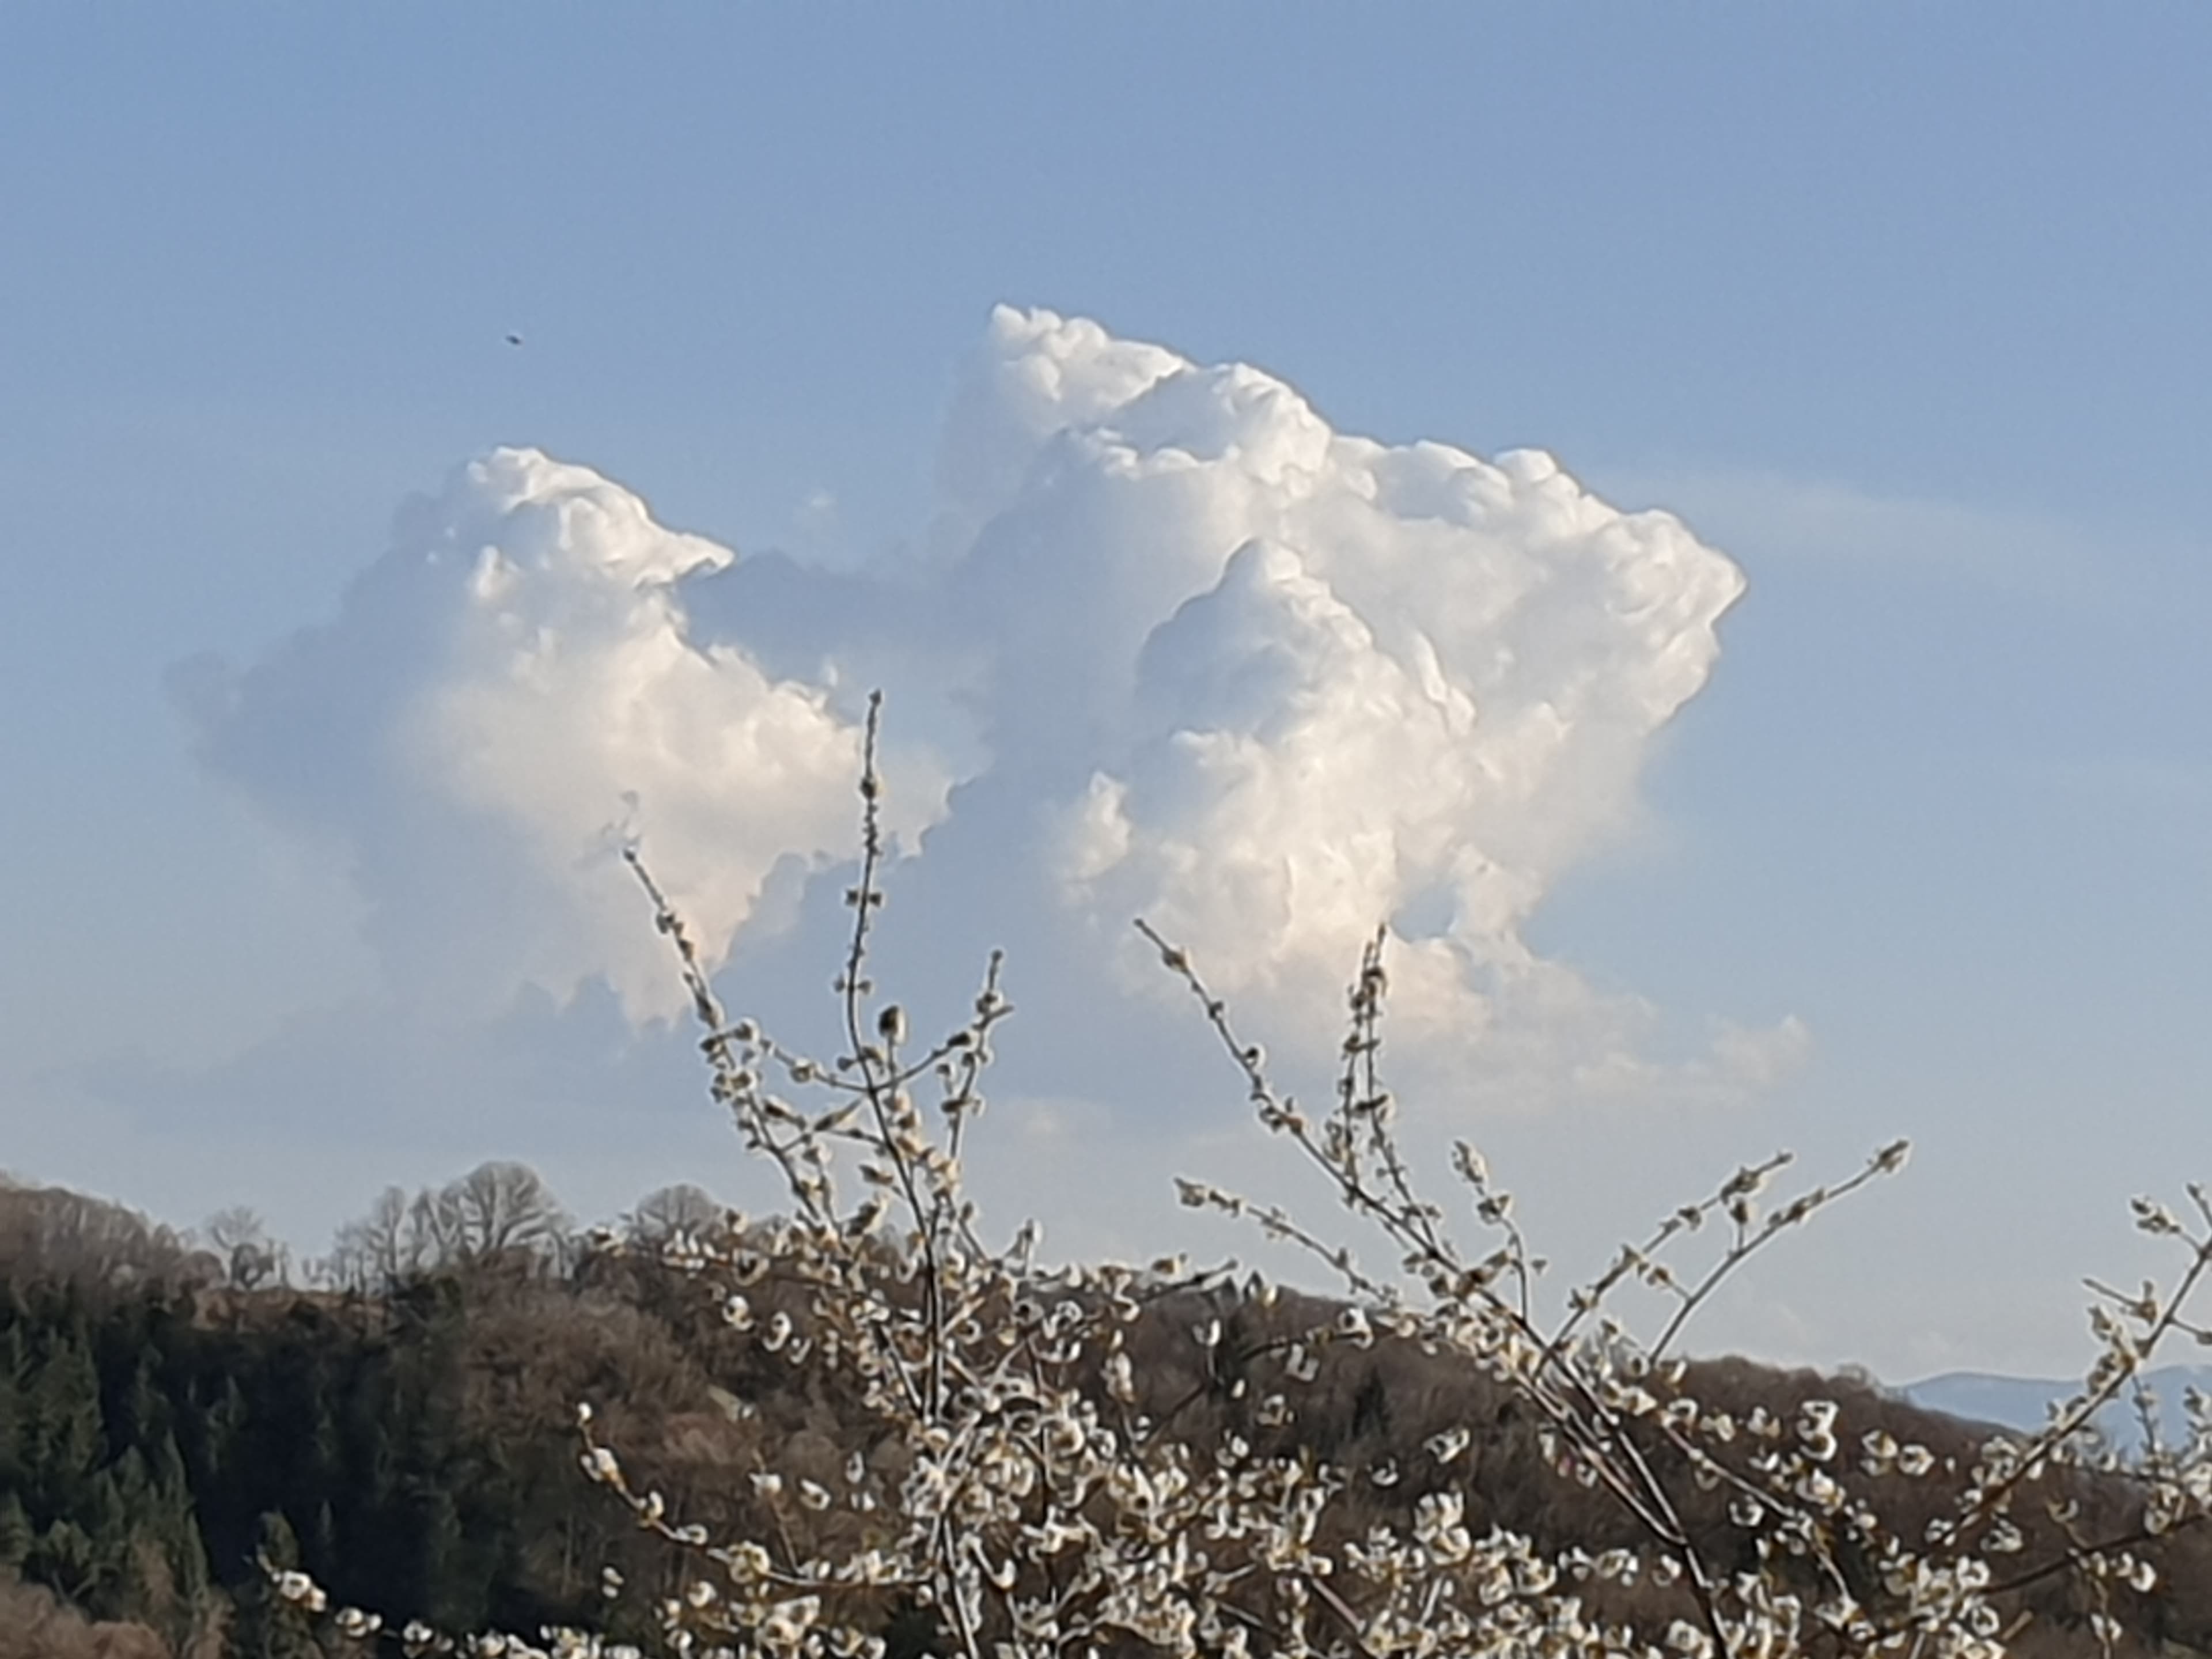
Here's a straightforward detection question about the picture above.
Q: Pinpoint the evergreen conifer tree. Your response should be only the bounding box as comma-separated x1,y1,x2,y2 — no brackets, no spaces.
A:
0,1490,31,1574
24,1324,102,1517
232,1510,321,1659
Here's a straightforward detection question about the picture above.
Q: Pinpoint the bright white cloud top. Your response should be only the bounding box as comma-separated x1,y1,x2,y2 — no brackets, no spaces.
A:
181,306,1789,1101
176,449,944,1024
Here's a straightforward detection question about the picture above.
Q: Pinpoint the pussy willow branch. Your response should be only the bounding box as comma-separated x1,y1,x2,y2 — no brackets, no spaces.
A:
836,692,953,1425
1136,917,1740,1651
270,697,2212,1659
624,851,833,1231
1950,1195,2212,1546
1645,1145,1906,1364
1981,1512,2209,1600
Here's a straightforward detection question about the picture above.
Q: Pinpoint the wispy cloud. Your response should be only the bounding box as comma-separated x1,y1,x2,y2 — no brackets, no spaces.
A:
1593,465,2103,605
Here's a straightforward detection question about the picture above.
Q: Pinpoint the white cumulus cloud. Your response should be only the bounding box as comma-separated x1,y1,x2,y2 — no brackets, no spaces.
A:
176,447,945,1024
178,306,1790,1108
940,306,1769,1095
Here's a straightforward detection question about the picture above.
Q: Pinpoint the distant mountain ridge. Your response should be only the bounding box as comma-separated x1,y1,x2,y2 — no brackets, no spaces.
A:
1900,1365,2212,1455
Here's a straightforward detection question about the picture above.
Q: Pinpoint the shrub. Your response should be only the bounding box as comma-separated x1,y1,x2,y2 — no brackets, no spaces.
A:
271,700,2212,1659
0,1569,173,1659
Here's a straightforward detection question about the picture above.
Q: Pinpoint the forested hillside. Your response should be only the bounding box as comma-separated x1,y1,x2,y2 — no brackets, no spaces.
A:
0,1171,732,1654
4,1173,2209,1658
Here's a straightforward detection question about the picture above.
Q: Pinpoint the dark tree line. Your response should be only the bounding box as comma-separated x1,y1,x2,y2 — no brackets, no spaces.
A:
0,1172,740,1656
0,1266,559,1652
7,1173,2212,1657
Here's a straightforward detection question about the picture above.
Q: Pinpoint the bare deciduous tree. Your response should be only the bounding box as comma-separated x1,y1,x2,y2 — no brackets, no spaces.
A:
625,1183,725,1247
442,1160,572,1264
0,1181,199,1286
324,1166,577,1289
204,1205,287,1290
325,1185,423,1292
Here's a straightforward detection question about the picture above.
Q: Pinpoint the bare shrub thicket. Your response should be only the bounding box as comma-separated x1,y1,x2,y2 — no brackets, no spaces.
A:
0,1180,218,1291
0,1570,174,1659
270,698,2212,1659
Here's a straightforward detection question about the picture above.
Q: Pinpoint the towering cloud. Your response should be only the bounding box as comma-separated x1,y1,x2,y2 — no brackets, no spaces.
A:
175,448,943,1025
179,307,1789,1105
936,308,1772,1090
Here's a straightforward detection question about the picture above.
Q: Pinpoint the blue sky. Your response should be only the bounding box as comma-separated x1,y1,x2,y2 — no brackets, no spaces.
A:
2,6,2208,1382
